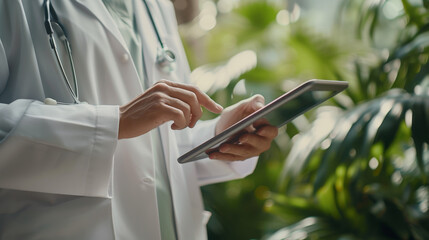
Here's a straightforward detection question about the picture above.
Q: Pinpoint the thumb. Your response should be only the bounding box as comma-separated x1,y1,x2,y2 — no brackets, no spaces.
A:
241,94,265,115
250,94,265,111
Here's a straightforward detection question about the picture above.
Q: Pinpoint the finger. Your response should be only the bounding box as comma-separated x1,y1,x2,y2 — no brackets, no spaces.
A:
251,94,265,110
255,125,278,139
157,80,223,114
158,83,202,128
146,91,191,129
211,128,276,160
219,132,272,157
235,95,266,129
218,143,256,158
243,94,265,113
244,119,270,133
161,103,188,130
253,118,270,127
163,95,192,129
238,133,272,154
208,152,247,161
244,124,256,133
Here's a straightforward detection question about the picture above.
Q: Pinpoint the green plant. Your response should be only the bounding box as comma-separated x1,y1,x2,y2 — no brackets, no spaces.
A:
180,0,429,239
267,0,429,239
181,0,360,239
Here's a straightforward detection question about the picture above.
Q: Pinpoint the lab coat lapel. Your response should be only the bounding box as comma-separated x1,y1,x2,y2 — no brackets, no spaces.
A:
69,0,144,99
72,0,128,51
159,125,206,240
134,0,158,86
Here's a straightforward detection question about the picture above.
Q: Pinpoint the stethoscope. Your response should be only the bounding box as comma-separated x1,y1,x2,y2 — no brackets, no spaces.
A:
43,0,176,104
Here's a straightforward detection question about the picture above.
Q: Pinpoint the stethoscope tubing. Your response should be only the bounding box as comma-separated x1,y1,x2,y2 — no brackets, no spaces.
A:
44,0,80,104
52,37,80,104
43,0,175,104
141,0,165,50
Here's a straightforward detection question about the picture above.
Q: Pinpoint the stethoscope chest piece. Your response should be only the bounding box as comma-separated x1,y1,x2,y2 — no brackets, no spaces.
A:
156,46,176,73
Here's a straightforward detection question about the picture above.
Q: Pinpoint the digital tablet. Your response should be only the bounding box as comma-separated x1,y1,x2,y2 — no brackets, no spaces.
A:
177,79,348,164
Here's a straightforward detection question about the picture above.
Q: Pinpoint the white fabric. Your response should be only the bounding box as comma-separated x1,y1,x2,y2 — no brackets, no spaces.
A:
0,0,258,239
151,128,177,239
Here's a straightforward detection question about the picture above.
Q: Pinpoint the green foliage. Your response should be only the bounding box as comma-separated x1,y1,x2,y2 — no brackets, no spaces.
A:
269,0,429,239
235,1,279,30
180,0,429,239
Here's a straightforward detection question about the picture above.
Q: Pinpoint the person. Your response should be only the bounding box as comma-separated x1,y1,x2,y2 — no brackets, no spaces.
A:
0,0,278,239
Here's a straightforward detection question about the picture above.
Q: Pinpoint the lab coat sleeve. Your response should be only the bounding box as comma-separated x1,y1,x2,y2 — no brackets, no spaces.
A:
188,119,258,186
0,99,119,198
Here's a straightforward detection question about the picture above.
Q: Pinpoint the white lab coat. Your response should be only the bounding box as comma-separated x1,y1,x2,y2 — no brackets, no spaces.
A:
0,0,258,239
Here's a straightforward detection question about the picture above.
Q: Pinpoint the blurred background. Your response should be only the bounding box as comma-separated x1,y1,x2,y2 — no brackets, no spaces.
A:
173,0,429,239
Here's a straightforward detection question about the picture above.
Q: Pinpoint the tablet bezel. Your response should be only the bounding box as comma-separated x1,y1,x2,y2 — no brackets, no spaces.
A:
177,79,348,164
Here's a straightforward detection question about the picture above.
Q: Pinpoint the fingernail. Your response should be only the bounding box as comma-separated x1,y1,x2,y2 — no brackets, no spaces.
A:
216,103,224,111
254,101,264,110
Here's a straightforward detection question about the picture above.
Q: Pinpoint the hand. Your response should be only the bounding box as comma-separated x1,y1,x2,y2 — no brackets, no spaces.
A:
210,95,278,161
118,80,223,139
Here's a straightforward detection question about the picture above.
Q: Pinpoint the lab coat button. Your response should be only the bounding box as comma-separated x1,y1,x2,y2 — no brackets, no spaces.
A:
121,53,130,62
142,177,153,184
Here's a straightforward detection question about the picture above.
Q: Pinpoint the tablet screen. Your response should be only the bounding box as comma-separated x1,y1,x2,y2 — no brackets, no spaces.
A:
178,80,348,163
263,89,337,127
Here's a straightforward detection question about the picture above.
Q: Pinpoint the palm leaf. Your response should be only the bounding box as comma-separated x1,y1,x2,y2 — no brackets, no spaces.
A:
279,106,342,186
411,96,429,181
279,89,428,193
